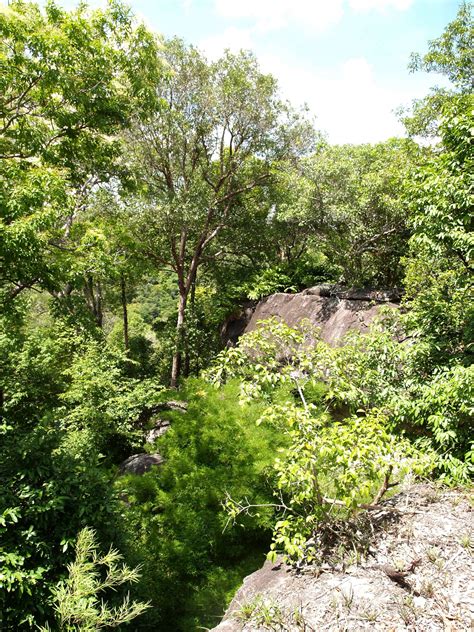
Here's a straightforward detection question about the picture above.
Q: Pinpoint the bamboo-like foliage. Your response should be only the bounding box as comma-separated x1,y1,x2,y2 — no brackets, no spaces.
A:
41,527,150,631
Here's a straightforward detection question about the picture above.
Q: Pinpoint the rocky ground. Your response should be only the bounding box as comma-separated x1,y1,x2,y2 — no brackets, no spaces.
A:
212,484,474,631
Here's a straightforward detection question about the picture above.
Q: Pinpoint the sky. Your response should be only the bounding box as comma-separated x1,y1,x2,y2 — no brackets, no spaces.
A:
46,0,461,144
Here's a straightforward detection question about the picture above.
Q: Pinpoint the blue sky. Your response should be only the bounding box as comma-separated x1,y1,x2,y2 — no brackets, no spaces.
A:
49,0,461,143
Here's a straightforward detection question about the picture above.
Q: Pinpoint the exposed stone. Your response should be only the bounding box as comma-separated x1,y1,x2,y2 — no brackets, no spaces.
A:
221,286,401,347
145,419,171,444
137,400,188,426
212,484,474,631
221,302,257,345
245,291,399,346
119,453,164,475
301,285,403,302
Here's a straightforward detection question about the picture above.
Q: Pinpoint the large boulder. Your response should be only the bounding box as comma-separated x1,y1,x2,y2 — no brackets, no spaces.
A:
244,286,400,345
211,485,474,631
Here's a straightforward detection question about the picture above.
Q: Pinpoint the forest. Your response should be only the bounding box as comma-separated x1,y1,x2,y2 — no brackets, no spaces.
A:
0,1,472,630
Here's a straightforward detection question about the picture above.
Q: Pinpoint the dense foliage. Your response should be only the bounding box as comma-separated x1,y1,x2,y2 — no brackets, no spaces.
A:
116,379,288,630
0,1,472,630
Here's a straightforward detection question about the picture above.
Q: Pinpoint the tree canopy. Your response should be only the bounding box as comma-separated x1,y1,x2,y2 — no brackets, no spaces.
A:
0,0,161,307
123,38,315,385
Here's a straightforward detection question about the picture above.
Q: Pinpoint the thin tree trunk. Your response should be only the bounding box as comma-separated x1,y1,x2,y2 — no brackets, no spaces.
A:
121,273,129,351
183,277,196,378
170,291,187,388
95,280,103,328
84,276,103,328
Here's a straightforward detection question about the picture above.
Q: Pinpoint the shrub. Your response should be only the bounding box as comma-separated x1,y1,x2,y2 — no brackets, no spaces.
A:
40,527,150,631
116,378,288,630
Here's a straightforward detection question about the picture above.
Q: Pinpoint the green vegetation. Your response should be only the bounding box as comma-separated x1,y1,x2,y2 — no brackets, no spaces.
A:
0,1,472,630
40,527,150,631
116,379,287,630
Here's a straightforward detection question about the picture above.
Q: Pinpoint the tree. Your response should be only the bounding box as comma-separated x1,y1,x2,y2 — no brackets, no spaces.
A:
404,95,473,365
275,140,419,287
0,0,161,310
400,1,473,137
125,38,314,386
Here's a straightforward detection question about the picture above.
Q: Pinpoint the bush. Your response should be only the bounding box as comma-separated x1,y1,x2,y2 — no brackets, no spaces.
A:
116,378,288,630
41,527,150,631
0,426,120,630
256,405,433,563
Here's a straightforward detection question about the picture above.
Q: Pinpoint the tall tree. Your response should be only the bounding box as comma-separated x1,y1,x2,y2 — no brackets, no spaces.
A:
274,140,420,287
404,95,473,366
0,0,161,311
399,1,473,137
126,39,314,386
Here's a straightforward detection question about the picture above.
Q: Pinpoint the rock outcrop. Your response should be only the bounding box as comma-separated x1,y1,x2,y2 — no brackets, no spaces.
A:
145,419,171,444
212,484,474,631
119,453,164,475
222,286,401,346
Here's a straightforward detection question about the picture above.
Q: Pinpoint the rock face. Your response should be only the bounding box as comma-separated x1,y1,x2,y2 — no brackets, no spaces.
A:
221,286,401,347
245,286,400,345
119,453,164,475
222,302,257,345
212,485,474,631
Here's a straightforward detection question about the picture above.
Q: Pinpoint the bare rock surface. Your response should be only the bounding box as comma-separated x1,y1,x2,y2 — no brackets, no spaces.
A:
212,484,474,631
245,288,399,345
119,453,164,475
145,419,171,444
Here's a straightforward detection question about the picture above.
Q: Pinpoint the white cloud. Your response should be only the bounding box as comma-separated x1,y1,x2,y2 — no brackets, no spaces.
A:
213,0,413,33
199,27,255,60
214,0,344,33
257,54,410,144
348,0,413,11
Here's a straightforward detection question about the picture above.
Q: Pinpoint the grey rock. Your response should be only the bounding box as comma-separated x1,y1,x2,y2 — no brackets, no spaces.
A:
221,286,402,347
145,419,171,444
301,284,333,297
211,484,474,631
119,453,164,475
244,290,399,346
221,302,257,345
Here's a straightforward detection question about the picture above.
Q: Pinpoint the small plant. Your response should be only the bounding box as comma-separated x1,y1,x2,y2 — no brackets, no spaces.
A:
359,605,379,622
242,598,285,630
420,579,435,597
236,596,315,631
396,595,418,626
337,585,354,613
40,527,150,631
426,546,441,563
256,601,285,629
459,532,473,552
235,596,262,622
292,603,314,631
394,558,408,572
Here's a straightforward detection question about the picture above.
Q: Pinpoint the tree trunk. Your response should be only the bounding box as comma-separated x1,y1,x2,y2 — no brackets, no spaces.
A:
170,291,187,388
121,273,129,351
84,276,103,328
183,277,197,378
95,280,103,328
